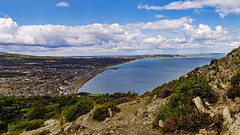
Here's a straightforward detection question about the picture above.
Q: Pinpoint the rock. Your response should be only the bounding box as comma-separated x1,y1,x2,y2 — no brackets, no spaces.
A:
108,108,113,118
199,129,207,135
64,124,72,132
223,112,240,135
153,95,158,101
44,119,57,126
192,96,207,113
205,101,211,106
104,118,110,123
223,107,231,122
235,97,240,104
158,120,164,128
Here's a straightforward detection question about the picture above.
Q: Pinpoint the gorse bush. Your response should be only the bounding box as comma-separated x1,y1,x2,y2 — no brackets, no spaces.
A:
231,72,240,87
155,73,212,132
227,86,240,99
64,98,93,122
208,89,220,103
163,117,178,131
158,88,173,98
8,119,44,134
227,72,240,99
115,97,130,105
93,101,120,121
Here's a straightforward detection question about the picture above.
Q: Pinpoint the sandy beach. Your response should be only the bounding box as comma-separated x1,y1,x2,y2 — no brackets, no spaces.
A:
73,69,105,94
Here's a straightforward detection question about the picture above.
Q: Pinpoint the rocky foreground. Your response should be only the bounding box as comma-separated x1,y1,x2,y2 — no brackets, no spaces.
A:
21,47,240,135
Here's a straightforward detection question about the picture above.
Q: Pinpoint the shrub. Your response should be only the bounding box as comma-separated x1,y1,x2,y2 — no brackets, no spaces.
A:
208,90,220,103
227,86,240,99
163,117,178,132
93,102,120,121
115,97,130,105
64,98,93,122
177,110,203,131
159,88,174,98
231,72,240,87
155,74,212,131
27,101,48,120
8,119,44,134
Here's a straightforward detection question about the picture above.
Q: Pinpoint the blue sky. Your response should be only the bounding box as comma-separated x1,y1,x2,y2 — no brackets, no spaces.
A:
0,0,240,56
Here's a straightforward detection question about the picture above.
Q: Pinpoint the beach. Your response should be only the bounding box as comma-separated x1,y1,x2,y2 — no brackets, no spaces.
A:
72,69,106,94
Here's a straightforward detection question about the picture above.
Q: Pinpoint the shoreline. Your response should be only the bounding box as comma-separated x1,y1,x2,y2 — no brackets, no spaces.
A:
72,56,187,94
73,69,106,94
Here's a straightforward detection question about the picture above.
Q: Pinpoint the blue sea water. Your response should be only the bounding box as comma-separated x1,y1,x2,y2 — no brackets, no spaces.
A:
79,54,226,95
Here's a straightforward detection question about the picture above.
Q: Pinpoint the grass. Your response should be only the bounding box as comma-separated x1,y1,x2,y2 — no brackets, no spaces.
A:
74,77,88,85
88,94,103,97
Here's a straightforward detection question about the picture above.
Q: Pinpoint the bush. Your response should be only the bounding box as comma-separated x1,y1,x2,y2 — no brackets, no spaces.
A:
155,74,211,131
27,101,48,120
163,117,178,132
208,90,220,103
8,119,44,134
231,72,240,87
115,97,130,105
177,110,204,131
227,86,240,99
93,102,120,121
159,88,174,98
64,98,93,122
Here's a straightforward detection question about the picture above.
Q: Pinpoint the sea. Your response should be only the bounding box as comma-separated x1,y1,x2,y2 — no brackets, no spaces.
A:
79,53,226,95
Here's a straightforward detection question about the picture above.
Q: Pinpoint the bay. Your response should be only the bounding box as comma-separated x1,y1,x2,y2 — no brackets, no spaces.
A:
79,54,225,95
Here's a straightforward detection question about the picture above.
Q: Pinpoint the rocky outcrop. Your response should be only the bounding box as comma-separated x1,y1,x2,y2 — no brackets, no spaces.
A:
199,47,240,94
224,112,240,135
20,119,61,135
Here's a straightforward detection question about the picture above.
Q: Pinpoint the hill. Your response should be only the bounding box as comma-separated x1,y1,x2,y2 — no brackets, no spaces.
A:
1,47,240,134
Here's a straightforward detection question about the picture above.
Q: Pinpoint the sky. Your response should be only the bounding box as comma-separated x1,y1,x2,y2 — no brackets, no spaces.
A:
0,0,240,56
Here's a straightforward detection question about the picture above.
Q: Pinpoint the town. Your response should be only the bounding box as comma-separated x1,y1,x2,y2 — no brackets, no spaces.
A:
0,53,182,96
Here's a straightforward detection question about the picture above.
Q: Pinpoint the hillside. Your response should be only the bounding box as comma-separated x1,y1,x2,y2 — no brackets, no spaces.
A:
1,47,240,135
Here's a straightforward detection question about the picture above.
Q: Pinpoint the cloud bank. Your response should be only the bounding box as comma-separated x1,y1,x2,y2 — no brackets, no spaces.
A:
0,17,237,56
138,0,240,18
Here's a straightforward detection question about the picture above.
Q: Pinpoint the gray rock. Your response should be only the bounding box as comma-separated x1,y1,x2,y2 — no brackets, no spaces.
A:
199,129,207,135
223,112,240,135
108,108,113,118
192,96,207,113
223,107,231,122
235,97,240,104
158,120,164,128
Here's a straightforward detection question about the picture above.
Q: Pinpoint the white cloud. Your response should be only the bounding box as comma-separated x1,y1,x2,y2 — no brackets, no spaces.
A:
183,24,231,42
155,14,165,18
143,35,167,44
138,0,240,18
56,1,69,7
0,17,238,55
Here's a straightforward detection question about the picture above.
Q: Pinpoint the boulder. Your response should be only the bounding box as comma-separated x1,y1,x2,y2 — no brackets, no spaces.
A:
158,120,164,128
192,96,207,113
199,128,207,135
108,108,113,118
223,107,231,122
235,97,240,104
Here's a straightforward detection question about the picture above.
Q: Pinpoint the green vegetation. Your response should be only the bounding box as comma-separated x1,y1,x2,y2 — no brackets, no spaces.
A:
230,72,240,87
64,99,93,122
227,72,240,99
93,102,120,121
0,91,137,134
74,77,88,85
153,73,214,132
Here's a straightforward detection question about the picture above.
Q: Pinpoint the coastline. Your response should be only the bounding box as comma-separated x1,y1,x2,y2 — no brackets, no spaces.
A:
73,69,106,94
72,55,187,94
